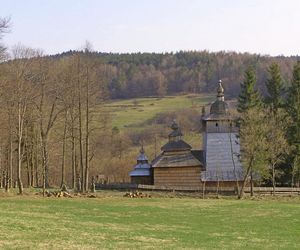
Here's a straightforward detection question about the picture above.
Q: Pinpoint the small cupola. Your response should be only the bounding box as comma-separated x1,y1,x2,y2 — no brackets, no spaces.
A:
137,146,148,164
129,146,153,185
161,121,192,152
168,120,183,142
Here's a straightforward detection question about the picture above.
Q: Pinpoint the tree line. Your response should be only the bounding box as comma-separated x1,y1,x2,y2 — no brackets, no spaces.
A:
51,50,298,100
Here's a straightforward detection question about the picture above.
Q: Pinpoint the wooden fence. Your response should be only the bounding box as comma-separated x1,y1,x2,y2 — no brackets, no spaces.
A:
95,183,300,195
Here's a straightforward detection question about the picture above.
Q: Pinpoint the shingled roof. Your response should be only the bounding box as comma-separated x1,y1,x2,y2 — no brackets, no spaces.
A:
161,140,192,152
152,151,202,168
152,121,203,169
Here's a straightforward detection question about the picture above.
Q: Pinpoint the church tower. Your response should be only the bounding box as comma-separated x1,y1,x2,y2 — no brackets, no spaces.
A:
201,80,243,185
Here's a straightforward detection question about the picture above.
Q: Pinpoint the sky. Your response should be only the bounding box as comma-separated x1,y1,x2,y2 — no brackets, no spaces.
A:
0,0,299,56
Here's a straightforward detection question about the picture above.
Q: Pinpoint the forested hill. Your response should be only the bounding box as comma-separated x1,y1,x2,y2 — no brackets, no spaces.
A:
49,50,299,98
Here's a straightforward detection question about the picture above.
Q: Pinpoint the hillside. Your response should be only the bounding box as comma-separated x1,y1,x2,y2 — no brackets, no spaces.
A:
102,94,215,129
97,94,216,163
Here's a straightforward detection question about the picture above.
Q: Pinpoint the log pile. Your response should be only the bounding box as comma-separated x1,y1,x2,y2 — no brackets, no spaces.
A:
123,191,151,198
44,190,72,198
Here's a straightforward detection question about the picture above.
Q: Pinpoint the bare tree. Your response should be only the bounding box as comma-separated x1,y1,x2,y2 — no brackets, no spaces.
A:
33,58,64,193
0,17,10,61
0,45,39,194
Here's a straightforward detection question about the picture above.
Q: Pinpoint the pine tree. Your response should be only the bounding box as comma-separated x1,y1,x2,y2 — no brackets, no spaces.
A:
237,66,262,197
265,63,284,115
286,61,300,186
237,66,261,114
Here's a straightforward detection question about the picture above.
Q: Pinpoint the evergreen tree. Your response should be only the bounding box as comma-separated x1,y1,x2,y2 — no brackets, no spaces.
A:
265,63,284,115
237,66,261,114
237,66,262,197
264,63,289,189
286,61,300,186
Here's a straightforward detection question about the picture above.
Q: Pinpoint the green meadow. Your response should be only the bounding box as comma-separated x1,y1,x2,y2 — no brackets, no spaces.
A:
0,192,299,249
102,94,214,129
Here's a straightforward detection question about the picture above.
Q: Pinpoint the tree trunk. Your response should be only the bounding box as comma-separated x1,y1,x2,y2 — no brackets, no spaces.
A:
30,144,35,187
71,127,76,189
17,105,24,195
9,129,13,189
41,135,49,195
5,169,9,192
84,66,90,192
61,111,68,187
291,163,295,188
272,164,276,196
25,137,31,187
229,128,240,196
17,139,23,194
239,161,252,199
35,131,39,187
77,56,84,192
250,168,254,197
44,141,49,188
5,146,9,192
0,146,2,189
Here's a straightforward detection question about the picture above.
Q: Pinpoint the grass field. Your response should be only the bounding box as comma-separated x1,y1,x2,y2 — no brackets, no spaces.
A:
103,94,214,128
0,192,299,249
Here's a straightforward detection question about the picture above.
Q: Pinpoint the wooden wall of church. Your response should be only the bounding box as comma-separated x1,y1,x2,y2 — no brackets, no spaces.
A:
153,166,202,187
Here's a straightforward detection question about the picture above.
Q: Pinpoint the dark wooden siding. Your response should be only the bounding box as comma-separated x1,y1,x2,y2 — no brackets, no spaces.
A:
154,166,202,187
131,176,153,185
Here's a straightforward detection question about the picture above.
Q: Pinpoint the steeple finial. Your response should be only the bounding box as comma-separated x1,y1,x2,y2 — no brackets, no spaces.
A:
217,80,224,101
140,145,145,154
137,145,148,162
171,119,179,131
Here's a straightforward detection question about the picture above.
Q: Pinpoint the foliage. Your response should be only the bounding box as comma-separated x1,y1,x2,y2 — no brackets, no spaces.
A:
51,50,297,99
239,108,269,179
237,66,261,113
264,111,290,189
286,61,300,185
265,62,285,115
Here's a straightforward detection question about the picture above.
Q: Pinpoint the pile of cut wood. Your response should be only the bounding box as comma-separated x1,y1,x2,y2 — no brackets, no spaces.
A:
123,191,151,198
44,190,72,198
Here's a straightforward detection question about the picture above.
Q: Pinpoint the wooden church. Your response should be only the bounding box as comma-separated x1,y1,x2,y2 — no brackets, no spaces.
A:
129,80,244,188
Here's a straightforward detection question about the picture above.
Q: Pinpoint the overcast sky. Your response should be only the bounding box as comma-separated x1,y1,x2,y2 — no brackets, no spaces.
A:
1,0,299,56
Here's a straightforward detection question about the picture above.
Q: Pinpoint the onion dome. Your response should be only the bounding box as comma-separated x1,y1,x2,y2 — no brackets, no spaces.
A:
210,80,229,115
168,120,183,142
